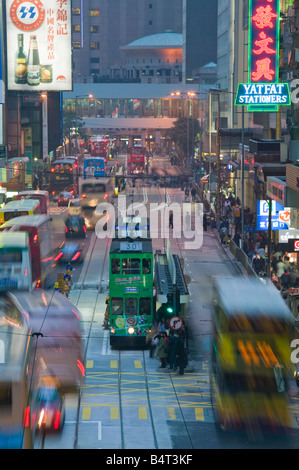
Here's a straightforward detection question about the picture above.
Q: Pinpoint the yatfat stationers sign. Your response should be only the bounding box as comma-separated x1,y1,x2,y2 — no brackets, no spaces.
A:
6,0,72,91
235,0,290,111
235,83,290,106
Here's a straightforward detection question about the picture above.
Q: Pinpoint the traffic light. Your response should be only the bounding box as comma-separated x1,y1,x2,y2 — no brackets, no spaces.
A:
166,306,173,314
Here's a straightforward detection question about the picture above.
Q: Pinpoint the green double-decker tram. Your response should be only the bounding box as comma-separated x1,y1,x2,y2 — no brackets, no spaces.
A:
109,217,155,347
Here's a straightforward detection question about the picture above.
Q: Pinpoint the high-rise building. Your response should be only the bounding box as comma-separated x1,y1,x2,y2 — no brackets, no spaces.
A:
71,0,183,82
182,0,218,83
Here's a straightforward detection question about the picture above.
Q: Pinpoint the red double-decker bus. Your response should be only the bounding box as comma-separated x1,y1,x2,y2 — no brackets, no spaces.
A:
127,146,147,175
89,137,108,158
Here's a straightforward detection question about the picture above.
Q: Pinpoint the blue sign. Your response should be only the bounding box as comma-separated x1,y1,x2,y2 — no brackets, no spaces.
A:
125,287,138,293
256,200,288,231
235,83,290,107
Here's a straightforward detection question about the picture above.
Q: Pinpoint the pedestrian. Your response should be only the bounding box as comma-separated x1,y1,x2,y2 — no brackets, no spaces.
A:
174,331,185,375
167,330,177,371
156,333,167,368
203,213,207,231
146,324,158,358
252,252,265,275
185,187,189,201
169,211,173,229
157,317,167,334
191,187,196,202
276,256,287,280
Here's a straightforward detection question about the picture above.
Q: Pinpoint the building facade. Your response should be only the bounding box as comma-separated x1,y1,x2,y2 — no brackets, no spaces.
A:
71,0,183,82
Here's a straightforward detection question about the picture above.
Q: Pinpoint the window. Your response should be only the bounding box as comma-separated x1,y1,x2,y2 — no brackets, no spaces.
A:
90,58,100,63
125,298,137,316
72,42,81,49
149,20,152,25
90,9,100,16
149,3,152,8
90,26,99,33
111,259,120,274
111,298,123,315
90,42,99,49
73,25,81,32
142,258,151,274
139,298,151,316
90,69,99,74
122,258,140,274
72,8,80,15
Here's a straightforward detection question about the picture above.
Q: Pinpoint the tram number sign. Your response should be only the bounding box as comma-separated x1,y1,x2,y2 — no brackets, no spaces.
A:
169,316,183,331
120,241,143,251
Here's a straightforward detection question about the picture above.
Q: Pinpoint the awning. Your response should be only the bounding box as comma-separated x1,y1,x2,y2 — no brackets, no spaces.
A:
7,157,29,165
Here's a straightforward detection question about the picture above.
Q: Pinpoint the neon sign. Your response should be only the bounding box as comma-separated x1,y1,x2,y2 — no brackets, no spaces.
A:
235,0,290,112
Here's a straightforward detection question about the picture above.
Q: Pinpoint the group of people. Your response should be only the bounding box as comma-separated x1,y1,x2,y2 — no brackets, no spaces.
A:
270,252,299,292
148,318,188,375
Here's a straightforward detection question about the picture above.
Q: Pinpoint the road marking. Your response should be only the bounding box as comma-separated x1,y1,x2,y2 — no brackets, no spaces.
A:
134,360,142,369
167,407,176,420
138,407,147,419
102,329,111,356
195,407,204,421
111,407,119,419
110,360,118,368
98,421,102,440
86,360,94,369
82,407,91,420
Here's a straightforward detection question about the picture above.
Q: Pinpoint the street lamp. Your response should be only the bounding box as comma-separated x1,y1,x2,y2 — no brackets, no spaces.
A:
73,94,93,152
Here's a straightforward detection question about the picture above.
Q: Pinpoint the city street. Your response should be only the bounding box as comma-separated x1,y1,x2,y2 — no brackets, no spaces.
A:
38,167,299,450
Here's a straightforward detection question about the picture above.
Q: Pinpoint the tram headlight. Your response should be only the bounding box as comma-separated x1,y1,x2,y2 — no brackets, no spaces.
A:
128,327,135,335
111,327,115,334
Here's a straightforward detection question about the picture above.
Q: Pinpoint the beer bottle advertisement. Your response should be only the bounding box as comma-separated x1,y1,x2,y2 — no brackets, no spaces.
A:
14,33,27,84
6,0,72,91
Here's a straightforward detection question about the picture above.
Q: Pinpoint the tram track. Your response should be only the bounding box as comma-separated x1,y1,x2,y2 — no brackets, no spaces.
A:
116,349,159,449
73,231,111,449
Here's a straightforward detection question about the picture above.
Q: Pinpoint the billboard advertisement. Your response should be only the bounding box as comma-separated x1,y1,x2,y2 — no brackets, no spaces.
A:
6,0,72,91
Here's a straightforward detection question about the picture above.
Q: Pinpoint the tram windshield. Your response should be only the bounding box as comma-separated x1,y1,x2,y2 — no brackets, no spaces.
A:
125,299,137,315
111,298,123,315
122,258,140,274
139,298,151,315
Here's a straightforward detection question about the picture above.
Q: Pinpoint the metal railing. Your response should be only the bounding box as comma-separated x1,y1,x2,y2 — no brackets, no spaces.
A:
229,240,258,278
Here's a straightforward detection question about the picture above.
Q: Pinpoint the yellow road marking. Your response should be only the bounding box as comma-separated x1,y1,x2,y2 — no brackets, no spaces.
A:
82,407,91,420
138,407,147,419
110,360,118,368
195,407,204,421
134,360,142,369
86,360,94,369
111,407,119,419
167,407,176,420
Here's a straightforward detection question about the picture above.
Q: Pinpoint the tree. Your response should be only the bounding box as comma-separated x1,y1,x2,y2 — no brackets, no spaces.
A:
63,110,86,154
167,117,200,164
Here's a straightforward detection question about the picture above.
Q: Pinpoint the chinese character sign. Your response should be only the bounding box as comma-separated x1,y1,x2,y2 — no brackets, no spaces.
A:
6,0,72,91
249,0,280,84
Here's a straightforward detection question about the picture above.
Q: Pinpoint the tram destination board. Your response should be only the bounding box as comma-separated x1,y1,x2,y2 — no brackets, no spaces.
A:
120,241,143,251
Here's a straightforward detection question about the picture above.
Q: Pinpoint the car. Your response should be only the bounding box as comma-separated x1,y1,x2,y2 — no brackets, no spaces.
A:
32,386,65,434
67,198,82,216
54,242,84,264
58,192,74,207
65,214,86,238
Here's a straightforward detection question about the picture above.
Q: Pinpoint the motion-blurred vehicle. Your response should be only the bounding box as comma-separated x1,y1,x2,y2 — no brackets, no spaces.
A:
0,199,40,223
32,385,65,434
65,214,86,238
67,198,82,216
58,192,74,207
11,289,85,393
54,242,84,264
15,190,49,214
0,231,32,291
210,277,294,434
0,215,53,289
